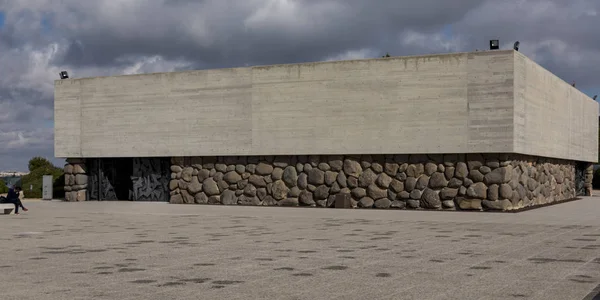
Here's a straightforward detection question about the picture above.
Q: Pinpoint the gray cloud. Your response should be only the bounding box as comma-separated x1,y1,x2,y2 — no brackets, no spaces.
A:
0,0,598,171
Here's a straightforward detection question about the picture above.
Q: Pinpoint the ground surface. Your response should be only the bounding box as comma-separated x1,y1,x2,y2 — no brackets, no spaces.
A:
1,198,600,300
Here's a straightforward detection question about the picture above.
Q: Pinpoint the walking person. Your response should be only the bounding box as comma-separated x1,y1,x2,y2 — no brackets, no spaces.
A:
3,186,28,214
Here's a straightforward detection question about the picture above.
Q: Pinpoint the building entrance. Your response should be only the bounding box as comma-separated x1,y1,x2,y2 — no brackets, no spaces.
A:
87,158,170,201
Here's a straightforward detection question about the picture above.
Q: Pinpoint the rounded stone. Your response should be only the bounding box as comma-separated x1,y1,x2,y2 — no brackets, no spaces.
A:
425,163,437,176
358,169,378,188
224,171,242,184
215,163,227,173
314,185,330,200
194,192,208,204
470,170,484,183
325,171,338,186
429,172,448,189
337,172,348,188
479,166,492,174
410,189,422,200
317,163,331,172
442,200,455,209
279,198,299,207
244,184,257,196
235,164,246,174
187,177,203,194
487,184,499,201
398,191,410,200
371,163,383,173
271,180,289,200
448,177,462,188
374,198,391,209
467,182,487,199
407,199,420,209
396,172,407,181
455,162,468,179
347,176,358,188
296,163,304,173
298,173,308,189
420,188,441,209
202,178,219,196
358,197,374,208
415,175,430,190
384,163,399,177
406,164,424,178
390,200,406,209
282,166,298,187
343,159,362,177
256,163,274,175
299,190,315,206
499,184,513,200
389,179,404,193
440,187,458,200
376,173,393,189
352,188,367,199
367,184,387,200
308,168,326,185
328,156,344,172
405,177,417,192
182,167,194,182
271,168,284,180
221,190,238,205
171,165,183,173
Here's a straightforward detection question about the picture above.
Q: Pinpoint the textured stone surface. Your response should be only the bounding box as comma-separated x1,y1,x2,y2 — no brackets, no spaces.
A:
160,154,580,212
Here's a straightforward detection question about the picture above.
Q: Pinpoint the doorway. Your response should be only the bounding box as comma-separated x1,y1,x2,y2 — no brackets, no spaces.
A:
87,157,170,201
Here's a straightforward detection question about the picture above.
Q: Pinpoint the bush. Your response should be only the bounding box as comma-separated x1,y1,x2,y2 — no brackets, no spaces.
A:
20,157,64,199
0,179,8,194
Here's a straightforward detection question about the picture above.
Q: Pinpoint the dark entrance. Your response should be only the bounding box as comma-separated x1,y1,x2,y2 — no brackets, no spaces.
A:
87,157,170,201
575,161,589,196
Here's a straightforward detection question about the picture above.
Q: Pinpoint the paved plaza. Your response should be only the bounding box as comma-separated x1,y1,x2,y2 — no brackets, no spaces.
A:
1,198,600,300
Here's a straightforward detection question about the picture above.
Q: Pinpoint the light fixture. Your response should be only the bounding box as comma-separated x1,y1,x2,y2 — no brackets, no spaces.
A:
490,40,499,50
513,41,520,51
59,71,69,79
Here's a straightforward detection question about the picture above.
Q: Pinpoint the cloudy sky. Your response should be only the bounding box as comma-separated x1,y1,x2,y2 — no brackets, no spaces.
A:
0,0,599,172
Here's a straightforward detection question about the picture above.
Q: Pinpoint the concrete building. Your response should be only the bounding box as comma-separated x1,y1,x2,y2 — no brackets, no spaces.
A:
55,50,598,211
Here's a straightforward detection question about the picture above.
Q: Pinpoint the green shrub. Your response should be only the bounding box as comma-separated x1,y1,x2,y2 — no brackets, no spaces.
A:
0,179,8,194
20,157,64,199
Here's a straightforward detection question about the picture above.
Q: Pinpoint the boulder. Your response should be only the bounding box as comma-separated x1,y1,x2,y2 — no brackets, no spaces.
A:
424,163,437,176
374,198,391,209
223,171,242,184
299,191,315,206
487,184,499,201
440,187,458,200
429,172,448,189
202,178,220,196
325,171,338,186
455,162,468,179
358,197,374,208
271,168,284,180
298,173,308,189
352,188,367,199
239,195,261,206
415,175,429,190
376,173,393,188
283,166,298,187
420,188,441,209
271,180,289,200
337,172,348,188
484,166,513,185
256,162,274,175
389,179,404,193
187,177,203,194
467,182,487,199
470,170,484,183
367,184,387,199
482,199,513,211
207,195,221,205
384,163,399,177
390,200,406,209
307,168,325,185
314,185,330,200
499,184,513,200
358,169,378,187
249,175,267,188
182,167,194,182
279,198,299,207
194,192,208,204
343,159,362,177
221,190,238,205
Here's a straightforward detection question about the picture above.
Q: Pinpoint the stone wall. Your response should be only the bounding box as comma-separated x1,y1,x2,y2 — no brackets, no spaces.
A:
64,158,87,202
169,154,583,211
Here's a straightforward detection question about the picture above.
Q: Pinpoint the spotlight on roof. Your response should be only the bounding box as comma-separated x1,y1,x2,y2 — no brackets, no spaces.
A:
59,71,69,80
513,41,520,51
593,95,598,100
489,40,499,50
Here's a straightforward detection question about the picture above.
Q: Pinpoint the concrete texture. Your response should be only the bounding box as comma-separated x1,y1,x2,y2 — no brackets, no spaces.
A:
514,51,599,163
55,50,597,162
2,198,600,300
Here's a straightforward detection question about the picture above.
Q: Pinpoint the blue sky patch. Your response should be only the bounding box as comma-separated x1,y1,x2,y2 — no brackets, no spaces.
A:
0,11,5,29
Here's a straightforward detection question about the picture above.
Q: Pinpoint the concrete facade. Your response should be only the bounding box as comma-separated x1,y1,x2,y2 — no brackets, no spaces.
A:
54,50,598,163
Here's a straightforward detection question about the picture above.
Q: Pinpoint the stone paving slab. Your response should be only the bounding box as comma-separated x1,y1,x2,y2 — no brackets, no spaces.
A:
0,198,599,299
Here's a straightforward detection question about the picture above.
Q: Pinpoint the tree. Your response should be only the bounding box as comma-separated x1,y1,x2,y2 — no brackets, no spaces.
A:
28,156,54,172
382,53,391,58
21,157,65,198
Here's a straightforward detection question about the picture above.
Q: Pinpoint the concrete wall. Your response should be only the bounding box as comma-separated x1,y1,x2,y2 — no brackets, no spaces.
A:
514,52,598,162
54,50,597,163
